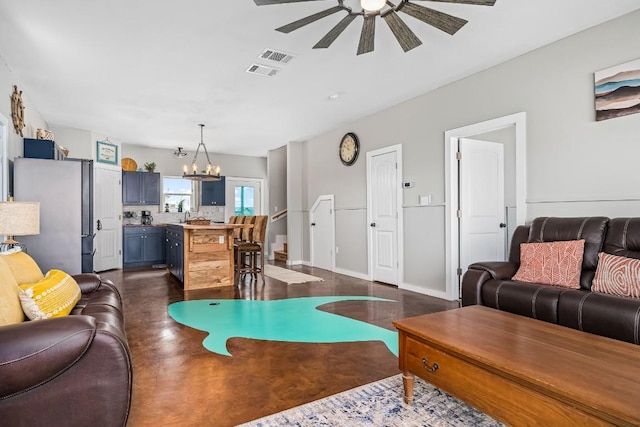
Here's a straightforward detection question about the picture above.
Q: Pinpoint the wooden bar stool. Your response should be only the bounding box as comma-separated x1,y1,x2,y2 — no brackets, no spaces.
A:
235,215,267,282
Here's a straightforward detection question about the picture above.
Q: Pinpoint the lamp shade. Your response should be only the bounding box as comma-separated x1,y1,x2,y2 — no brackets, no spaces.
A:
0,202,40,236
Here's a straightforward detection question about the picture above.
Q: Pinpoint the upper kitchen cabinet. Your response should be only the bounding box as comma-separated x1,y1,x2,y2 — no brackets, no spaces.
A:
23,138,67,160
200,176,226,206
123,171,161,205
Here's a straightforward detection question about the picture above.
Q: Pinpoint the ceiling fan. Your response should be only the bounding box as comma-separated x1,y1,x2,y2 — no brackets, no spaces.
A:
254,0,496,55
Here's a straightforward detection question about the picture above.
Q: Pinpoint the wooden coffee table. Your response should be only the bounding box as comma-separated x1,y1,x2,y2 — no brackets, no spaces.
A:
393,305,640,426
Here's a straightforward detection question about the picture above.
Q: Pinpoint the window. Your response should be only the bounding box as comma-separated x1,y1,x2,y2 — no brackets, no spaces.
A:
163,177,196,212
234,185,255,215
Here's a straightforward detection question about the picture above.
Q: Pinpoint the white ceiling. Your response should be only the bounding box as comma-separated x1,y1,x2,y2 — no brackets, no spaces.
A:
1,0,639,157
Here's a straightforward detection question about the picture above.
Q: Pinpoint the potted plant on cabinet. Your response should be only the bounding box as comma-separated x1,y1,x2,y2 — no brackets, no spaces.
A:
144,162,156,172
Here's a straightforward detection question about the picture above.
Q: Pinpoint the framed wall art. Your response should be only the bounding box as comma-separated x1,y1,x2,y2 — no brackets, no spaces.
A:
96,140,118,165
594,58,640,121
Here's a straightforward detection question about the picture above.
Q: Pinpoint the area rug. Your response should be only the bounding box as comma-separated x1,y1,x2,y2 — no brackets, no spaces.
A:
237,374,502,427
264,264,324,284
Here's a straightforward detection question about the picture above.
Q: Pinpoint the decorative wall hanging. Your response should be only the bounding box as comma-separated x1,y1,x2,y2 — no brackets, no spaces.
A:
11,85,25,136
254,0,496,55
595,57,640,121
36,128,55,140
96,140,118,165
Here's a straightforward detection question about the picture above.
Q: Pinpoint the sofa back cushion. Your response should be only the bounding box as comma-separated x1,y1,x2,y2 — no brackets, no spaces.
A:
528,217,609,290
0,256,25,326
602,217,640,260
508,225,531,265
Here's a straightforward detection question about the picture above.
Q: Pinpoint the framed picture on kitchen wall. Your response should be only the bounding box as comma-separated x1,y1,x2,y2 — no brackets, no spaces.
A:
96,140,118,165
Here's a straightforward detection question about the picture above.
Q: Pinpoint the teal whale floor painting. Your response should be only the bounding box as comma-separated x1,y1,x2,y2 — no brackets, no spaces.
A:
168,296,399,357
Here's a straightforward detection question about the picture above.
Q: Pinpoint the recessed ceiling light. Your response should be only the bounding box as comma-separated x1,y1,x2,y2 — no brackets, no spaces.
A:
328,93,340,101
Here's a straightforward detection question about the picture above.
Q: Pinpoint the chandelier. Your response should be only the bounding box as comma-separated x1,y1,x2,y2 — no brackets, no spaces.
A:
182,124,221,181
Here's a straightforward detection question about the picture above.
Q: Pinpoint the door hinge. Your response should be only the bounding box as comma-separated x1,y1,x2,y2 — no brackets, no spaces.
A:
456,209,462,218
457,268,462,276
456,151,462,160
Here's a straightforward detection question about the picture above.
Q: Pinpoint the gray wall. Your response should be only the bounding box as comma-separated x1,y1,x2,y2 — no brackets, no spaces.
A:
267,145,287,258
290,10,640,296
0,60,48,198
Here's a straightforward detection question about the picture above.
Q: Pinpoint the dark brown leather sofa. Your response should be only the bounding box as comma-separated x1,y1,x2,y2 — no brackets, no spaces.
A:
462,217,640,345
0,274,131,426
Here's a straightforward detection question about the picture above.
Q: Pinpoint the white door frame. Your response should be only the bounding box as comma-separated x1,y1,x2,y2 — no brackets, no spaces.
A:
445,112,527,301
366,144,404,285
224,176,265,219
309,194,335,271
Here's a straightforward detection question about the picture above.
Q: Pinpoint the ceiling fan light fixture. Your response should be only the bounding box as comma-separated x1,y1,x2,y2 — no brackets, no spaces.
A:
360,0,386,12
174,147,188,158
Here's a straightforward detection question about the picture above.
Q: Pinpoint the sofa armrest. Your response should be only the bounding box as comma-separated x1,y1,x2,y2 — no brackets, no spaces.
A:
73,273,121,303
0,316,96,399
73,273,105,293
461,262,519,306
468,261,519,280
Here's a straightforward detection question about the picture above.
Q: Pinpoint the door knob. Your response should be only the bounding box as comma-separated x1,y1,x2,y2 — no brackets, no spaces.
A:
96,219,102,231
370,223,376,227
311,223,316,226
499,223,507,228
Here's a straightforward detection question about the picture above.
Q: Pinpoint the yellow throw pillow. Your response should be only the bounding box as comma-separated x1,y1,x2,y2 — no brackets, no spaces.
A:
0,251,44,284
0,256,24,326
19,269,81,320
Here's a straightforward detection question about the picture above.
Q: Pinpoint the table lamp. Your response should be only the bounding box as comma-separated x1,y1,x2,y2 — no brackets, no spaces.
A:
0,198,40,253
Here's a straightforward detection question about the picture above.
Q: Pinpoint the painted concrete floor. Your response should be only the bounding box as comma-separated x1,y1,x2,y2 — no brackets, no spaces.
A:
102,264,459,427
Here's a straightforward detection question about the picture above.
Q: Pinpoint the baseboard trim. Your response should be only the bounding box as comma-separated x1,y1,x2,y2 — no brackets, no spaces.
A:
333,267,370,281
399,282,453,301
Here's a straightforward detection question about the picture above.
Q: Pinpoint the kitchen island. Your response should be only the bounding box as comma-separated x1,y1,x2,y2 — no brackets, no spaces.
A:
166,223,247,290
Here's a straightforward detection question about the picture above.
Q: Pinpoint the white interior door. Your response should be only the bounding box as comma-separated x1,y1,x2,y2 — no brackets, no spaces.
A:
459,138,505,276
94,166,122,272
368,149,399,285
225,178,262,220
310,195,334,271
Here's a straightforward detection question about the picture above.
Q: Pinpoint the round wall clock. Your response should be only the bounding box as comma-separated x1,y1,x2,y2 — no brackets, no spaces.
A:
339,132,359,166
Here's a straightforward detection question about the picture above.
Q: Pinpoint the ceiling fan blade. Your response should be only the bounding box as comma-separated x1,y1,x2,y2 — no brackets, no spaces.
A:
412,0,496,5
400,2,467,35
276,6,343,33
313,14,358,49
382,11,422,52
255,0,329,5
357,16,376,55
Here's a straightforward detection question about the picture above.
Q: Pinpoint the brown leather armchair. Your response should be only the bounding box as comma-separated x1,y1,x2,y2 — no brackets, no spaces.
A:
0,274,132,426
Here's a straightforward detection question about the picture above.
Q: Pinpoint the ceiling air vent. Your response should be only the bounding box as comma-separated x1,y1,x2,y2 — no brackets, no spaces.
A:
259,49,295,64
246,63,280,78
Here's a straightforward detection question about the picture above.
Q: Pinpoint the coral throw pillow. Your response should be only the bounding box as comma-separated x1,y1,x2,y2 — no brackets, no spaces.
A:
512,240,585,289
592,252,640,298
19,269,81,320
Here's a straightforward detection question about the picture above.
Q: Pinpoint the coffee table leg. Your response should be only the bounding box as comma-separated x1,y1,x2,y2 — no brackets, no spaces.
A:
402,371,415,405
